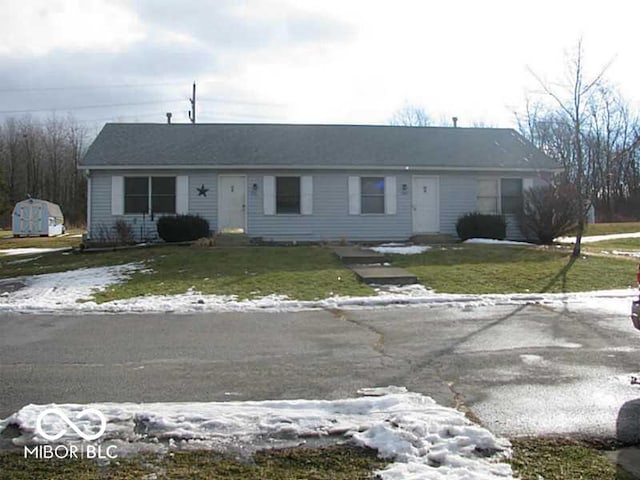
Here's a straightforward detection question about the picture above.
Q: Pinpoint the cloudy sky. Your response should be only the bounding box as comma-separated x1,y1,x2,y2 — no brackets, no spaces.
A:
1,0,639,135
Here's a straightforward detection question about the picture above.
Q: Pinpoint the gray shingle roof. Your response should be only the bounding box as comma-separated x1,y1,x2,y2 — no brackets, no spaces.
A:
81,123,560,171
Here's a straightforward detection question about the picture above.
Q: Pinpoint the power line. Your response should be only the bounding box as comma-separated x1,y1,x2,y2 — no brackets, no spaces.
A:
0,82,187,93
0,99,184,115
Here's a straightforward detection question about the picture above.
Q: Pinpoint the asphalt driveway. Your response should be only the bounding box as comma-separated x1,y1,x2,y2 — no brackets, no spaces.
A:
1,302,639,442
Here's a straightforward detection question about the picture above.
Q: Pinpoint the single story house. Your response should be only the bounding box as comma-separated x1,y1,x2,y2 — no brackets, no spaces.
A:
79,123,561,242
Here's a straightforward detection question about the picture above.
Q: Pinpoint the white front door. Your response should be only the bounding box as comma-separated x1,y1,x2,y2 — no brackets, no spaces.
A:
218,175,246,233
412,176,439,233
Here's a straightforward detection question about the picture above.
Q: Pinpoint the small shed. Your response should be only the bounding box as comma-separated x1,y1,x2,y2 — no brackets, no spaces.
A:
12,198,65,237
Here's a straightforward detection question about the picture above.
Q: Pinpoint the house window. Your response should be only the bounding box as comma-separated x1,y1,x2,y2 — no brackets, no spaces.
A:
124,177,149,214
276,177,300,214
501,178,523,215
124,177,176,214
361,177,385,214
151,177,176,214
476,178,523,215
477,179,499,214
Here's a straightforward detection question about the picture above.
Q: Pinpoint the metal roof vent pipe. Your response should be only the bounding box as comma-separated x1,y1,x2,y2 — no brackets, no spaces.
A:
166,112,172,124
452,116,458,128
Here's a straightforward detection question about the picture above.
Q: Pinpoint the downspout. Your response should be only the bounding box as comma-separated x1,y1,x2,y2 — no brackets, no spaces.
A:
85,170,91,239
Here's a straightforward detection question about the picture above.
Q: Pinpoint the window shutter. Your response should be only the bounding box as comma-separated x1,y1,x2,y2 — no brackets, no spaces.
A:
301,176,313,215
111,176,124,215
384,176,397,215
263,176,276,215
523,178,534,191
348,176,360,215
176,175,189,214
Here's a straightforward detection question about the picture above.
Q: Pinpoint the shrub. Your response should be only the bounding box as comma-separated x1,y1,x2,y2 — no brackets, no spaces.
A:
114,219,135,244
456,212,506,241
157,215,210,243
519,183,580,244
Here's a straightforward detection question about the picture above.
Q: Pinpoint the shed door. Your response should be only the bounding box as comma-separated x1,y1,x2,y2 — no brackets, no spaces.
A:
20,204,43,234
218,175,246,233
412,176,439,233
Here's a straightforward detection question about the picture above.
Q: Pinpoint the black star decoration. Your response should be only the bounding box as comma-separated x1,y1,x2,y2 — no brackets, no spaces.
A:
197,184,209,197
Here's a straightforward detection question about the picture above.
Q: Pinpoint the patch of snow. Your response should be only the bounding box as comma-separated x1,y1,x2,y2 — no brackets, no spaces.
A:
556,232,640,244
612,250,640,258
0,388,513,479
519,354,547,366
463,239,535,246
0,263,143,312
369,244,431,255
0,247,72,256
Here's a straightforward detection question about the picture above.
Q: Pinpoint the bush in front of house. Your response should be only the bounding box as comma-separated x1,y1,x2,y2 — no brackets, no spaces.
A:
157,215,210,243
518,183,581,244
456,212,506,241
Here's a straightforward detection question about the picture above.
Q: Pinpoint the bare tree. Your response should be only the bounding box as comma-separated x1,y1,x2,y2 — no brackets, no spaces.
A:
528,40,611,257
389,105,432,127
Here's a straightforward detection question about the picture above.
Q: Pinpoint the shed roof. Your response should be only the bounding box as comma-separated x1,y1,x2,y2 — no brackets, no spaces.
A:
14,198,63,217
81,123,560,172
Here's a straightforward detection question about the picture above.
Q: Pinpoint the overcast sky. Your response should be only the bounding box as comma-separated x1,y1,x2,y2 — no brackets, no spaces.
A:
1,0,639,135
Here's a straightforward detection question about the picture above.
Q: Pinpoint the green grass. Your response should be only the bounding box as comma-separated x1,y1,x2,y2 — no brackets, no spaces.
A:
584,237,640,252
0,245,373,302
1,438,632,479
509,438,634,480
0,243,636,302
393,244,637,294
0,445,387,480
584,222,640,236
97,245,373,302
0,229,84,250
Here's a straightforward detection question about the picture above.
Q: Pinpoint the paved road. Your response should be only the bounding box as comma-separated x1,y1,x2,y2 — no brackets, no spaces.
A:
1,302,640,442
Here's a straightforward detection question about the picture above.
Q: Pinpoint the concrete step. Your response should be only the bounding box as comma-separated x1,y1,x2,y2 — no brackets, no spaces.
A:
350,266,417,286
333,246,387,265
215,233,250,246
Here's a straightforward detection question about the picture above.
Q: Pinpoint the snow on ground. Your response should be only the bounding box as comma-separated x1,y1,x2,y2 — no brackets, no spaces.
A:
0,263,637,314
0,387,513,479
556,231,640,244
0,263,142,312
369,243,432,255
612,250,640,258
0,247,72,256
463,239,535,246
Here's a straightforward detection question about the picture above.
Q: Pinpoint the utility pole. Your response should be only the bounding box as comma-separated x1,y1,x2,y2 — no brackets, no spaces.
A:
188,82,196,124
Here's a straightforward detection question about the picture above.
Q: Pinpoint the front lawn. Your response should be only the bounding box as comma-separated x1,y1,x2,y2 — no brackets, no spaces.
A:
0,445,387,480
96,246,373,302
0,229,84,250
393,244,637,294
0,243,637,302
584,222,640,236
0,245,373,302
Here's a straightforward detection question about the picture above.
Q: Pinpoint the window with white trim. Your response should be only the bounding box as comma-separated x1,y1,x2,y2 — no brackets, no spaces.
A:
124,177,176,214
477,179,498,214
500,178,523,214
276,177,300,214
361,177,385,214
476,178,523,215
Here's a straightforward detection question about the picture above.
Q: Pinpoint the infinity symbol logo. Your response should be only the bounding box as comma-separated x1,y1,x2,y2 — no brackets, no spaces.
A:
36,408,107,441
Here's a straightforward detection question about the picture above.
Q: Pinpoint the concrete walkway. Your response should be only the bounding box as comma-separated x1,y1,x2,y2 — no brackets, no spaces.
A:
333,246,417,286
